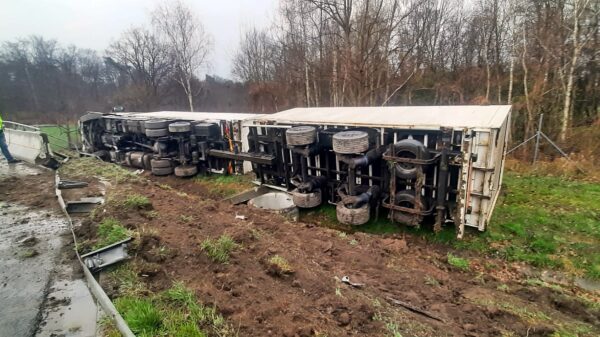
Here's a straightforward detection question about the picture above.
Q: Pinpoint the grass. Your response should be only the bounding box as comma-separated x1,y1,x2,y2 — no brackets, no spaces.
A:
200,235,238,263
122,194,152,209
94,218,132,250
301,171,600,280
193,174,254,198
447,253,470,271
463,172,600,279
60,156,140,183
39,124,79,151
268,255,294,274
106,281,236,337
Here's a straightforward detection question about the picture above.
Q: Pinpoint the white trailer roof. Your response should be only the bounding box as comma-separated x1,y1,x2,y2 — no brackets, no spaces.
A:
117,111,263,121
256,105,511,129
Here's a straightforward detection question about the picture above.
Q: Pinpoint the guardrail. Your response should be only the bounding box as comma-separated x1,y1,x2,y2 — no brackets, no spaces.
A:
4,121,51,164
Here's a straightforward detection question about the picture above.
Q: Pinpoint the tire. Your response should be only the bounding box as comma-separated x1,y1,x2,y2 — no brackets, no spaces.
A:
286,126,317,146
151,159,171,169
141,153,153,170
174,165,198,177
336,202,370,226
168,122,192,133
144,119,169,129
145,128,169,137
333,131,369,154
152,167,173,176
127,152,145,168
291,188,322,208
392,189,425,225
392,139,430,179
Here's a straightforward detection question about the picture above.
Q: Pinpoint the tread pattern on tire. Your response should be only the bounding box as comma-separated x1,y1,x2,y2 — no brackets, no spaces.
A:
392,189,424,225
168,122,192,133
291,189,322,208
392,139,429,179
286,126,317,146
336,202,370,225
152,167,173,176
144,119,169,129
174,165,198,177
145,128,169,137
333,131,369,154
151,159,171,168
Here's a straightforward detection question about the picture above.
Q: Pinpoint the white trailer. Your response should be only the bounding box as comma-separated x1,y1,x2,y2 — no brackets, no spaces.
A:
242,105,511,237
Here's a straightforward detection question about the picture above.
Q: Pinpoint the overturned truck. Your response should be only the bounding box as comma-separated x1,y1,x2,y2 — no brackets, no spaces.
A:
80,105,511,238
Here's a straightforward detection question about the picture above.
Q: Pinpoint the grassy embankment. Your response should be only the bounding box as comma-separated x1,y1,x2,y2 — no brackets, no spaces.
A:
304,171,600,280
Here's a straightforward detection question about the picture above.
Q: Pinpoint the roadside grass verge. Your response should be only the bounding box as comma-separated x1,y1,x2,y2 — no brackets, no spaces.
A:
301,171,600,280
462,172,600,280
200,235,239,263
193,174,254,198
102,273,237,337
93,218,132,250
39,124,79,151
121,194,152,209
59,156,141,183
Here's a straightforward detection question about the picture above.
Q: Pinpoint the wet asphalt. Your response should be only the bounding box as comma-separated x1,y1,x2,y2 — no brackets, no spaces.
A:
0,160,98,337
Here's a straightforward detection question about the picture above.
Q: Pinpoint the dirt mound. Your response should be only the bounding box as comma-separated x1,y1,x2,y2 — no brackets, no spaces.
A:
75,172,600,336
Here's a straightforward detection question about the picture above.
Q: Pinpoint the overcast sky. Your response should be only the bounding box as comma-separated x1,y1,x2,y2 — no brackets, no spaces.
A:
0,0,278,79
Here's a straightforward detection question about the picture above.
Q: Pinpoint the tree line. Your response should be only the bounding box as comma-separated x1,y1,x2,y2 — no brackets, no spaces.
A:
0,1,246,123
1,0,598,144
233,0,599,142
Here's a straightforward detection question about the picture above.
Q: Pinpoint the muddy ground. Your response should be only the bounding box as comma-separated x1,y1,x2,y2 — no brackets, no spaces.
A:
67,168,600,337
0,162,98,337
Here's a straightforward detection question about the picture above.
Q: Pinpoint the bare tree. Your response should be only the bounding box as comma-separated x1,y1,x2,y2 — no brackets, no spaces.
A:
152,0,212,111
106,27,172,108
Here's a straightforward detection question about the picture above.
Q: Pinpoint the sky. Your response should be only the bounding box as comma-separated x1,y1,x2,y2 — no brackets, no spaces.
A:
0,0,278,79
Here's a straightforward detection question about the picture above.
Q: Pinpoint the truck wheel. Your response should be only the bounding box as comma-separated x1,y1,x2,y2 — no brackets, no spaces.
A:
392,189,424,225
145,128,169,137
168,122,192,133
333,131,369,154
286,126,317,146
392,139,429,179
144,119,169,129
142,153,153,170
291,188,322,208
174,165,198,177
152,167,173,176
151,158,171,169
336,202,370,226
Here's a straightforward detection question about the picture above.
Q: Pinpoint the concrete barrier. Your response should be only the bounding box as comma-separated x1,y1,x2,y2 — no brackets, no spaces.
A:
4,121,52,164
